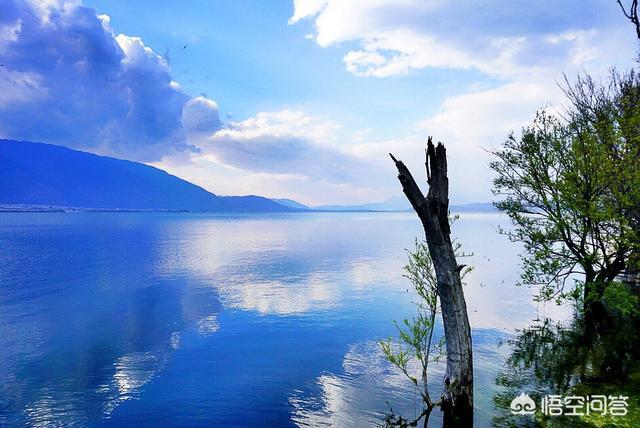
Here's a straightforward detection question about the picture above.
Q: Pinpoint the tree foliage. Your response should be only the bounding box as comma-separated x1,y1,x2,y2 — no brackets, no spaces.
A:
490,70,640,319
563,71,640,272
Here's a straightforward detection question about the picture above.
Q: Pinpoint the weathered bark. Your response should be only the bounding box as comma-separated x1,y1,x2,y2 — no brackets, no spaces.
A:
391,138,473,425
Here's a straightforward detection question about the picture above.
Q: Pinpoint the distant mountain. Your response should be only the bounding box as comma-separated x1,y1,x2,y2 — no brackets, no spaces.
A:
270,198,310,210
0,139,291,212
314,196,411,212
450,202,497,213
311,197,496,213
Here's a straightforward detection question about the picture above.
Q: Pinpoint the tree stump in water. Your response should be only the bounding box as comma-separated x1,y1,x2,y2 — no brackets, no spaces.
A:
390,138,474,425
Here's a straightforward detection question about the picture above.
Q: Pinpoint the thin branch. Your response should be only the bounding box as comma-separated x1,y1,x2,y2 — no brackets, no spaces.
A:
617,0,640,39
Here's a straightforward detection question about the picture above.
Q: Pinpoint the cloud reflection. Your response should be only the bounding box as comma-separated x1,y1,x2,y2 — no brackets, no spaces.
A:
197,315,220,335
289,340,439,426
220,273,340,315
98,351,169,416
169,213,573,330
23,390,88,427
173,218,405,316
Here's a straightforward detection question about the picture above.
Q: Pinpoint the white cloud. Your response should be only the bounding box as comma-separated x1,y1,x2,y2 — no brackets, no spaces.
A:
182,96,221,135
152,108,406,205
289,0,327,25
116,34,169,70
154,108,400,205
0,19,21,50
285,0,638,203
0,0,221,161
214,109,339,142
0,69,44,109
346,80,564,202
195,109,374,183
290,0,635,78
342,29,476,78
418,80,560,143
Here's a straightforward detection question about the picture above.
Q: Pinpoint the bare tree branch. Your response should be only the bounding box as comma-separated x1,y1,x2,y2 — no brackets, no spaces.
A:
617,0,640,39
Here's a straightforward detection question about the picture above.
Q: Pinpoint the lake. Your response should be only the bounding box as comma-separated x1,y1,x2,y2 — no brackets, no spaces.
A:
0,212,571,427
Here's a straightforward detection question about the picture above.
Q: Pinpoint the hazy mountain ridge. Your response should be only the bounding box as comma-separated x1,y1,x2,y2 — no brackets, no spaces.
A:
271,196,496,213
0,140,291,212
0,140,496,214
270,198,311,210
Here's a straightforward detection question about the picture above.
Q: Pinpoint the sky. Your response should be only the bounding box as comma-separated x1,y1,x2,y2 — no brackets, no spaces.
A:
0,0,637,205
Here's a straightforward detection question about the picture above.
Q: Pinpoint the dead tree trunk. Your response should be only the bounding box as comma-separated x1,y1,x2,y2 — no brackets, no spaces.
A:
390,138,473,425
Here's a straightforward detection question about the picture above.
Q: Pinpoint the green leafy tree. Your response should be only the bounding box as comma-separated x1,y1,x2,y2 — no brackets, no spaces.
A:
491,71,640,327
563,71,640,277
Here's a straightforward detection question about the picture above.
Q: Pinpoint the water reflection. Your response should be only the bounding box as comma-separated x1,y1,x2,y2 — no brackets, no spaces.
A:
101,351,169,416
0,212,569,426
492,315,640,427
176,215,409,316
290,329,516,427
197,315,220,335
0,214,222,426
290,340,427,427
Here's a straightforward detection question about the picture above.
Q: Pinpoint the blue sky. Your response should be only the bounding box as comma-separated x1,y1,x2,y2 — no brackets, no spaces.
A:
84,0,475,135
0,0,637,204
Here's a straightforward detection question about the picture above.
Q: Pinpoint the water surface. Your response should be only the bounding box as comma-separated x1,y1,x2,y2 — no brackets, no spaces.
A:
0,212,570,426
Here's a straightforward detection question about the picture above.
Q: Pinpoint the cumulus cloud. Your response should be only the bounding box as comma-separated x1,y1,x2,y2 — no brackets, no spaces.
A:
182,96,221,135
287,0,638,204
290,0,634,78
198,109,376,183
0,0,220,161
1,0,636,206
153,109,398,205
418,81,560,143
418,80,564,201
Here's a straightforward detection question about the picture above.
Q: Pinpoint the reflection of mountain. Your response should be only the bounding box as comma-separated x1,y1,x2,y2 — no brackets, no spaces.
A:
0,139,290,212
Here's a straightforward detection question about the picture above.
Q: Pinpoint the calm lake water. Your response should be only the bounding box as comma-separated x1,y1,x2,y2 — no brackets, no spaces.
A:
0,212,571,427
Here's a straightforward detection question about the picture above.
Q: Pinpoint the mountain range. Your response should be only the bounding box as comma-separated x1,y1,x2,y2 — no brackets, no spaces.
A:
275,196,495,213
0,139,496,213
0,139,290,212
